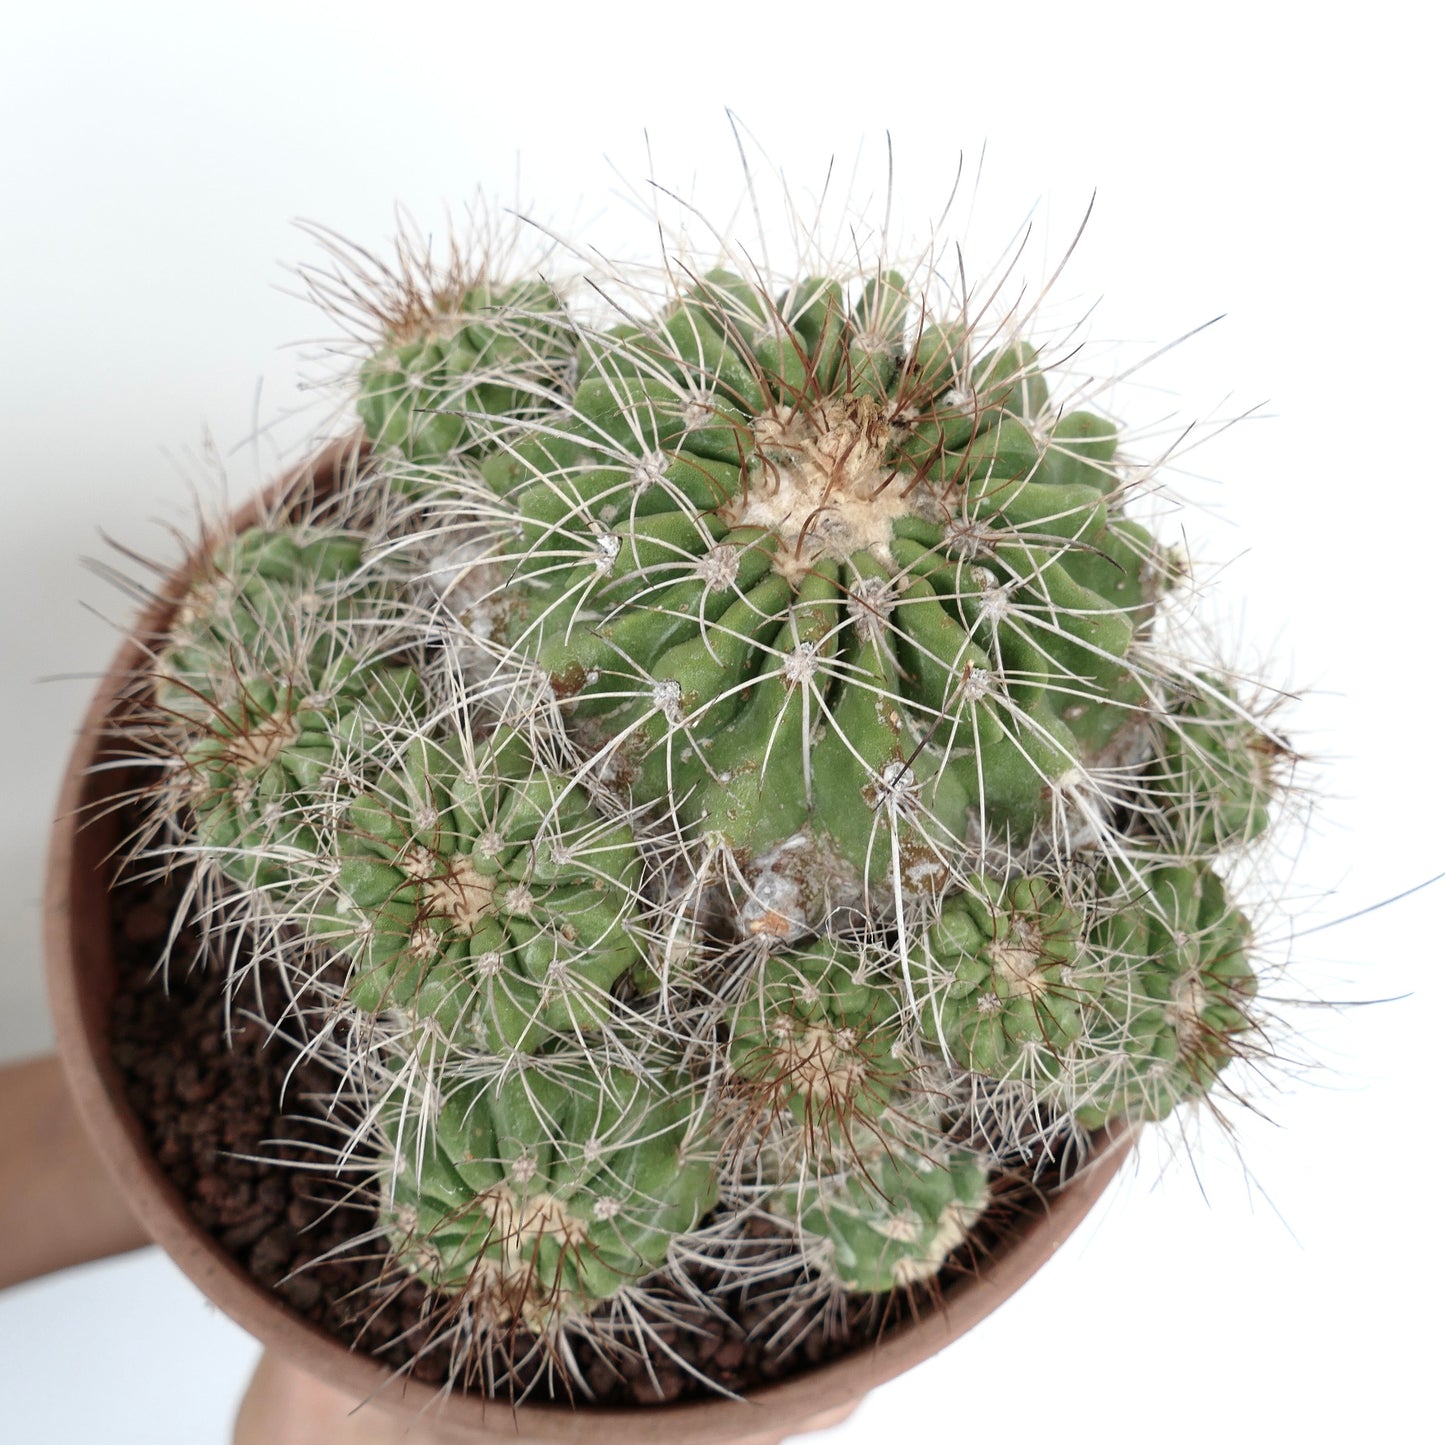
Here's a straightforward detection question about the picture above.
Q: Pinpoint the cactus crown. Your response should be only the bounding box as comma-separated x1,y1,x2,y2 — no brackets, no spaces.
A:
127,176,1294,1398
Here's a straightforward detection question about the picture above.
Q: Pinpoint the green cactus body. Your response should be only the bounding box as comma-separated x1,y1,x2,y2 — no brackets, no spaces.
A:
450,271,1162,924
158,526,376,719
358,280,577,463
765,1108,990,1293
1148,679,1278,851
729,938,906,1134
383,1065,718,1323
317,731,645,1052
1071,863,1257,1127
129,204,1292,1373
907,873,1090,1080
178,661,421,888
904,863,1257,1129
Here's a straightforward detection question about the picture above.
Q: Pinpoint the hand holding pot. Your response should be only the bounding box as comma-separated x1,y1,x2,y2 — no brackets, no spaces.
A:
232,1353,855,1445
0,1056,148,1290
234,1354,458,1445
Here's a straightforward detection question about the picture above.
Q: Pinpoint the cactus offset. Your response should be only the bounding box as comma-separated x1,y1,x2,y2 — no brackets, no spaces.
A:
383,1063,717,1324
318,729,647,1052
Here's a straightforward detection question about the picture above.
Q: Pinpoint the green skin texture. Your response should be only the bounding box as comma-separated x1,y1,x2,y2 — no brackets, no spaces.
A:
906,863,1254,1126
160,527,423,888
728,941,992,1294
424,270,1162,890
383,1065,718,1320
316,731,646,1053
158,528,376,720
181,662,420,888
358,280,577,463
913,861,1254,1121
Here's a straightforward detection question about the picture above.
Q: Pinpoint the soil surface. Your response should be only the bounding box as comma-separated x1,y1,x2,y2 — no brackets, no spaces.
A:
110,861,1073,1406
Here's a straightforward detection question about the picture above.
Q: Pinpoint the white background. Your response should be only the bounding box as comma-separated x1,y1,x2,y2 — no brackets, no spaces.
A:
2,3,1441,1441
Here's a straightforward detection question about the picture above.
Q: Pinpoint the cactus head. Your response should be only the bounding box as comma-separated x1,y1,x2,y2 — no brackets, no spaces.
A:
1070,863,1258,1128
729,936,908,1148
1147,678,1284,852
763,1103,992,1294
907,873,1090,1082
155,524,424,889
318,729,647,1054
357,276,577,463
382,1063,718,1326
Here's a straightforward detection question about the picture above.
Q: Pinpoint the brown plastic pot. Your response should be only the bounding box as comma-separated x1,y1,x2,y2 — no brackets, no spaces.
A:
43,437,1135,1444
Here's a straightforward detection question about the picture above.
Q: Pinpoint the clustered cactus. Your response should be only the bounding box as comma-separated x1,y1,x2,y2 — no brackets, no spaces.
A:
134,197,1291,1394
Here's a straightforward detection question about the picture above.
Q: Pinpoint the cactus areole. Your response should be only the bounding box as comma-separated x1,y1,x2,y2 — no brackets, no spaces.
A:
100,195,1292,1407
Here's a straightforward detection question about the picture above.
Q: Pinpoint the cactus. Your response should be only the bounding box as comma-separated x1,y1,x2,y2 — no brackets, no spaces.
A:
356,277,576,461
382,1063,717,1326
317,729,648,1052
781,1122,991,1293
128,184,1296,1398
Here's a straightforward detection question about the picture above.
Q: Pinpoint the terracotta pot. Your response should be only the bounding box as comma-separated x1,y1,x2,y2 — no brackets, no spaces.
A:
43,437,1134,1444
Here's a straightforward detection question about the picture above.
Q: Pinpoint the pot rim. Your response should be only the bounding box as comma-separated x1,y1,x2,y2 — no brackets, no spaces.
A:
43,435,1135,1443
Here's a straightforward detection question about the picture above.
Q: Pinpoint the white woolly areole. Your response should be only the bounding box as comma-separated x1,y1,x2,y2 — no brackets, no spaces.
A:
846,575,899,640
696,542,742,592
1167,971,1211,1054
725,398,926,579
990,922,1050,998
424,858,496,929
682,391,715,431
594,532,621,572
956,665,992,702
652,677,685,725
229,712,300,774
631,449,670,491
781,640,821,688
